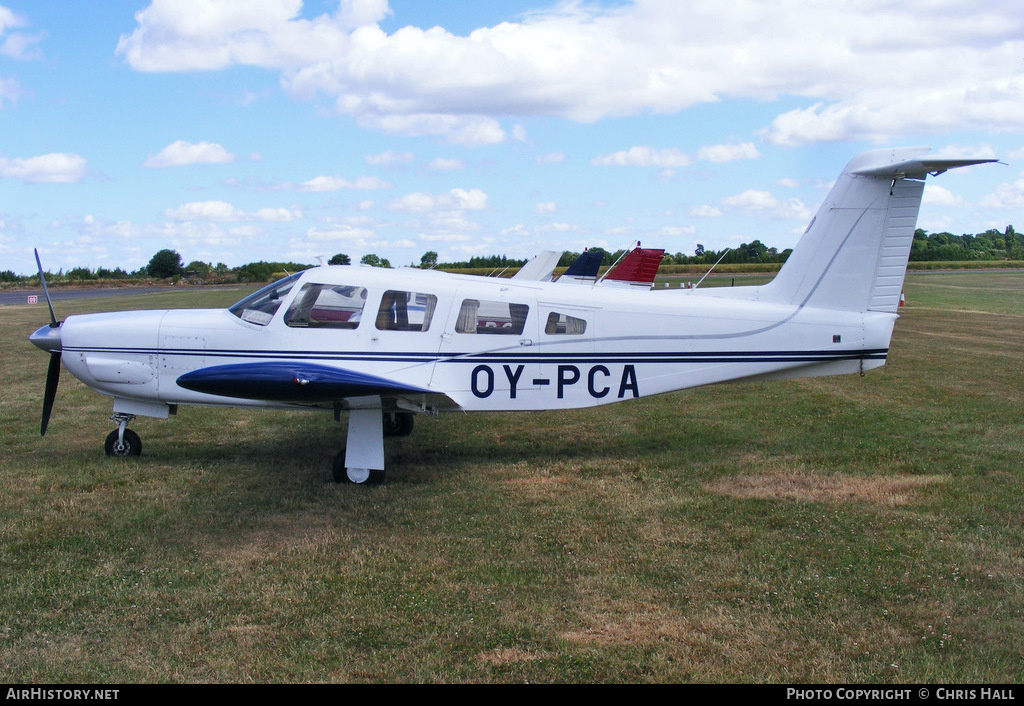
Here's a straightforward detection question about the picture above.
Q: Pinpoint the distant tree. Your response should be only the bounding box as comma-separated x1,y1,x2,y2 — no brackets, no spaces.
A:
95,266,129,279
66,267,96,280
588,247,611,265
558,250,580,267
185,260,211,275
329,253,351,265
147,249,184,278
235,261,313,282
420,251,438,268
360,253,391,268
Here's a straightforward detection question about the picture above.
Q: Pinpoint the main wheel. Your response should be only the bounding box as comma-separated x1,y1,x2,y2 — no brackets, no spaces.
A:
105,428,142,457
332,450,384,485
382,412,414,437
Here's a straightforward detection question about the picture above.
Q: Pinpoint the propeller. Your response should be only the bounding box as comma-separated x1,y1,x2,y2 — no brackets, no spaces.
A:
29,248,63,436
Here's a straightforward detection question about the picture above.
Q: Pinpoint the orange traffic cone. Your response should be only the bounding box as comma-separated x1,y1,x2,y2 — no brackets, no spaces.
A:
899,289,906,307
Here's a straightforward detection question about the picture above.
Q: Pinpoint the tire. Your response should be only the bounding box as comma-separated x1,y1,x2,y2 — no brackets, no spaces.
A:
383,412,414,437
105,428,142,457
332,450,384,485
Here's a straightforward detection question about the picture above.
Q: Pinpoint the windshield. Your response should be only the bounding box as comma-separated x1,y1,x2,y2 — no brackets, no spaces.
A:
228,272,302,326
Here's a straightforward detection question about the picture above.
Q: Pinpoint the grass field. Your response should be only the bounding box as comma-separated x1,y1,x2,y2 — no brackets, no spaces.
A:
1,272,1022,683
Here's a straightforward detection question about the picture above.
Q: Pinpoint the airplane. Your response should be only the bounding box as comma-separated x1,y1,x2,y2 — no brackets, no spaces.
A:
514,243,665,287
29,147,995,484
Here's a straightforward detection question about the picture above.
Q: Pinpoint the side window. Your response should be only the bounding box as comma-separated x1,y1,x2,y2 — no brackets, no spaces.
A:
455,299,529,335
284,283,367,329
544,311,587,335
375,290,438,332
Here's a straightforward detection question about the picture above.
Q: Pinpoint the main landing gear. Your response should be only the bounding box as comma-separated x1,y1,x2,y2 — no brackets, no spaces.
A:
331,410,414,485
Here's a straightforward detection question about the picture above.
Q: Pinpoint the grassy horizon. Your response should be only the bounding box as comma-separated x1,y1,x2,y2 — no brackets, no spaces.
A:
1,272,1022,683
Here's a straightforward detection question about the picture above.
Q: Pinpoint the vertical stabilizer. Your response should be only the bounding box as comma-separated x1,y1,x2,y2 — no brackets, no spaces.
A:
760,148,995,313
512,251,561,281
602,246,666,288
557,250,604,283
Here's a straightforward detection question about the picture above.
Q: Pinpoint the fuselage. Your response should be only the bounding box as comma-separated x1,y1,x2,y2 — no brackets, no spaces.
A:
52,264,896,417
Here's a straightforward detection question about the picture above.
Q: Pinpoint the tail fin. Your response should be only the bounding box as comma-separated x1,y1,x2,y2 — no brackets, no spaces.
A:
557,249,603,283
512,250,560,281
602,246,665,288
760,148,995,313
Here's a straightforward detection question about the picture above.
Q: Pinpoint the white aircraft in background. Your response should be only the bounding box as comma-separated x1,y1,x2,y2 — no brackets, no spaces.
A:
30,147,994,484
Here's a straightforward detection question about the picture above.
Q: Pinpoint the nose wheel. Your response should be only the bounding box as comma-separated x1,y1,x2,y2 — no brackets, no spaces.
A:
105,414,142,457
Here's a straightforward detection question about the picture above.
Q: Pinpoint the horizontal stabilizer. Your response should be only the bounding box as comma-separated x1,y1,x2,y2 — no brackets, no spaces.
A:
850,153,997,178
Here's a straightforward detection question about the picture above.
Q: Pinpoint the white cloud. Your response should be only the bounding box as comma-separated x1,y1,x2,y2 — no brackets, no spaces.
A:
166,200,301,222
387,188,488,213
0,152,87,183
116,1,1024,145
0,6,43,61
144,140,236,168
451,188,487,211
428,158,465,171
723,190,813,221
359,113,506,146
0,75,24,107
690,205,723,218
306,224,377,242
661,225,696,236
593,141,760,170
299,175,391,191
923,184,965,207
696,142,760,163
252,207,298,222
980,174,1024,208
418,233,473,243
166,200,242,221
365,149,414,166
592,146,691,168
535,201,557,214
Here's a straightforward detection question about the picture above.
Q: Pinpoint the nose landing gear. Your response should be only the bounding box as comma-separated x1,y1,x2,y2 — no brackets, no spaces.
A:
105,413,142,457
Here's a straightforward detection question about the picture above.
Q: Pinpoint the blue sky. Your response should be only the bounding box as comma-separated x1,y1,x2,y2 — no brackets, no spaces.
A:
1,0,1022,275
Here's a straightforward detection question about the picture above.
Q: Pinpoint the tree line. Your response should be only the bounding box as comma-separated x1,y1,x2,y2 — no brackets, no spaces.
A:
4,225,1019,285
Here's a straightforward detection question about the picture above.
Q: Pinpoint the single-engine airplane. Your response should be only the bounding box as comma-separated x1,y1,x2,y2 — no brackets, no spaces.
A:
30,148,994,484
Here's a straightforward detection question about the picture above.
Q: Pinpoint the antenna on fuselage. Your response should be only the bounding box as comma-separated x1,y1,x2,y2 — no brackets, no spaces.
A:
595,241,639,284
693,248,732,289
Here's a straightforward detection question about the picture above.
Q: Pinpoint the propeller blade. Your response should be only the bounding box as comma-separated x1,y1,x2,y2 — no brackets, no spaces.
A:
34,248,58,328
41,351,61,436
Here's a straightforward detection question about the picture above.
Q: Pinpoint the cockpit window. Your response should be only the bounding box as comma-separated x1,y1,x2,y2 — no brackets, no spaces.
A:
284,283,368,329
228,273,302,326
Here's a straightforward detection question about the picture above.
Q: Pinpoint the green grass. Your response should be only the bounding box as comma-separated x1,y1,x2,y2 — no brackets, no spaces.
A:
1,273,1022,683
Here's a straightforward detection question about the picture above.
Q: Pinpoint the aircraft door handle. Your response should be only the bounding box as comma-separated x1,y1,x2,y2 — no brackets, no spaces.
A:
519,338,533,346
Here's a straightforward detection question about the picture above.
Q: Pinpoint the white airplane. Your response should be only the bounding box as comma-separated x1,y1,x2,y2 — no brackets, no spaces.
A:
30,147,994,484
